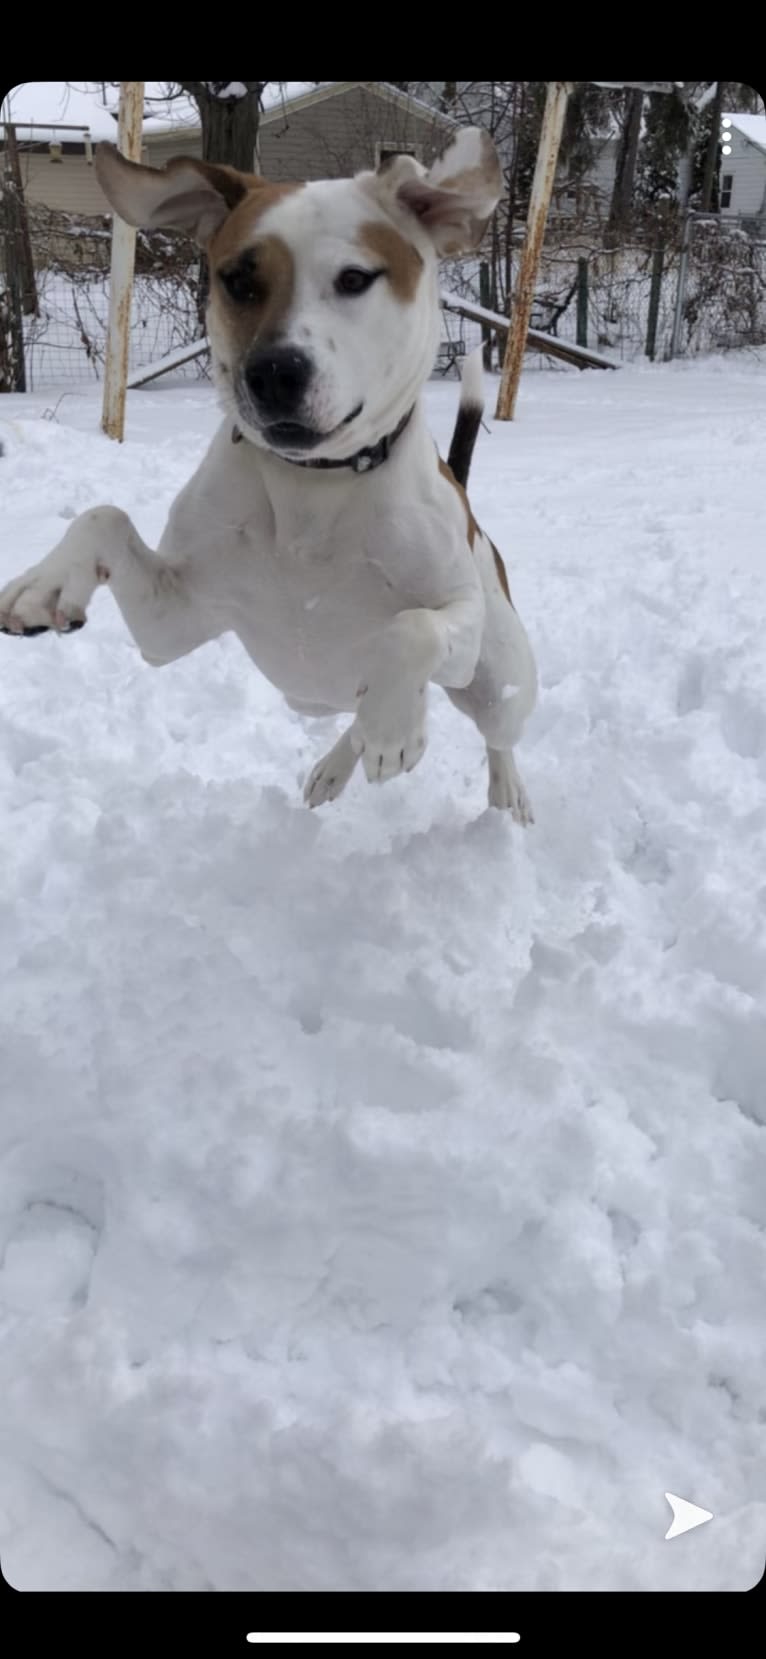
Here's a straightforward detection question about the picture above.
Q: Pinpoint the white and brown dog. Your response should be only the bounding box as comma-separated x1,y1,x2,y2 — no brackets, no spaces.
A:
0,128,537,818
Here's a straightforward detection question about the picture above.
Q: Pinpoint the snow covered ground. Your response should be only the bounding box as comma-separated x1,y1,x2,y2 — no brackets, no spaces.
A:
1,356,765,1593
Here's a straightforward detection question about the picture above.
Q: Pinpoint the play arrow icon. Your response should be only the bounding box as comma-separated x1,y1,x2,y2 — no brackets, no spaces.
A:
664,1493,713,1539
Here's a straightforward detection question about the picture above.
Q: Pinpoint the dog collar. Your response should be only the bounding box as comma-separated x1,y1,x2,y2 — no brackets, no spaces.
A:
231,406,415,475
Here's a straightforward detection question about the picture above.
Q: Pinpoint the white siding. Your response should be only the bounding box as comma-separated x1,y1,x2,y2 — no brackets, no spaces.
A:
142,132,202,168
720,127,766,218
588,137,618,205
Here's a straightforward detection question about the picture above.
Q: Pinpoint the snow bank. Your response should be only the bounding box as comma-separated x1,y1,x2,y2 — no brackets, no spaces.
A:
0,357,765,1592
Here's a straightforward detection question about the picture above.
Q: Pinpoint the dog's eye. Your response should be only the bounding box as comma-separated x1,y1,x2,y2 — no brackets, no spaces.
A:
335,267,381,297
219,259,263,305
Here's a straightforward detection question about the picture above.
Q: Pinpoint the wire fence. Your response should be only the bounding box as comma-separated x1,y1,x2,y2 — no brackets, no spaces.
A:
444,214,766,370
2,201,206,391
532,220,766,362
2,200,765,392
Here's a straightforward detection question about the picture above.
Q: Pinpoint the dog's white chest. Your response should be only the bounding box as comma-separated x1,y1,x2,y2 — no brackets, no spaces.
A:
168,449,403,708
162,419,480,714
235,530,402,705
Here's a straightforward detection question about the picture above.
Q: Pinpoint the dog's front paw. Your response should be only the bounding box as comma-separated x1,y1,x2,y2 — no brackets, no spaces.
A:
353,694,428,783
359,729,428,783
0,554,96,638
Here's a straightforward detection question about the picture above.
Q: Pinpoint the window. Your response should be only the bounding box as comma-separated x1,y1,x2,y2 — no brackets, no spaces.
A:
375,141,420,170
721,172,733,209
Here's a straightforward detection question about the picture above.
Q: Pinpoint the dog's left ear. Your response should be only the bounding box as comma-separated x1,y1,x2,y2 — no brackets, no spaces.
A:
95,143,253,243
392,128,503,255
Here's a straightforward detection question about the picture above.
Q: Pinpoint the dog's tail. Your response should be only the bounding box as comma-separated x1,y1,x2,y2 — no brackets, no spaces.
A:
446,347,484,490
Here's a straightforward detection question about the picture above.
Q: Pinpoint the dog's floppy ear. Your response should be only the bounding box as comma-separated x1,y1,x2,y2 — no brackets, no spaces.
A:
392,128,503,256
95,143,253,243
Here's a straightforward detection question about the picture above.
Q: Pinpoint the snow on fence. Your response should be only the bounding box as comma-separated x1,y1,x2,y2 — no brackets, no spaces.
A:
4,202,765,391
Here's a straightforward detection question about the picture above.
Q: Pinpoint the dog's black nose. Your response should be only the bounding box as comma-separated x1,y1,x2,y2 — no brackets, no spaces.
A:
244,346,312,417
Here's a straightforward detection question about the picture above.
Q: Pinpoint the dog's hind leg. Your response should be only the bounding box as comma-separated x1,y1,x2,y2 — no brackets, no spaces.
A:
446,572,537,823
303,722,361,808
0,506,220,665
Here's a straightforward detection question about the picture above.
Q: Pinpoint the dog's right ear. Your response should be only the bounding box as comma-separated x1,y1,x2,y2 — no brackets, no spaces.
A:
389,128,503,256
95,144,252,242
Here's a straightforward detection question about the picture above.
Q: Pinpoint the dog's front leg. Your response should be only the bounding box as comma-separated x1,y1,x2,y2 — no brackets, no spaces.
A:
0,506,218,665
353,597,482,783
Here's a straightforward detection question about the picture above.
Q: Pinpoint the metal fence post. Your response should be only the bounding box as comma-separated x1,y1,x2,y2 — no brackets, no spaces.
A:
479,260,492,369
645,246,664,360
669,212,693,361
576,257,588,347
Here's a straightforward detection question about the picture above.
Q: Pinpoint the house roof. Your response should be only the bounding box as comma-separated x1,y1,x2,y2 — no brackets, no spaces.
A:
142,82,455,144
724,112,766,155
0,82,320,142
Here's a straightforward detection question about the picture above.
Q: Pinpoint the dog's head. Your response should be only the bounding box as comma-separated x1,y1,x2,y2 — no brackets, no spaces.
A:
96,129,502,462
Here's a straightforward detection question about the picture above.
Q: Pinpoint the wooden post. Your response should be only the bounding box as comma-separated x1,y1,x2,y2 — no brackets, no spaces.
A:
576,257,588,347
645,246,664,360
495,81,572,421
101,82,144,442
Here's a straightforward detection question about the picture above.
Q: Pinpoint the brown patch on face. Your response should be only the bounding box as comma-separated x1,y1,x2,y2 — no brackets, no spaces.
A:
359,221,423,303
210,181,302,259
209,183,303,349
491,542,515,607
439,456,477,549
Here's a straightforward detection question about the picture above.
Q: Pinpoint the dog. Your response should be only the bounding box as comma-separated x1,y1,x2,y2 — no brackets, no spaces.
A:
0,127,537,819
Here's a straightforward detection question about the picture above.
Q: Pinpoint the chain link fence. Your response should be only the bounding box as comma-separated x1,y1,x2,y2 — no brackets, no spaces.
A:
2,201,206,391
2,200,765,391
528,217,766,362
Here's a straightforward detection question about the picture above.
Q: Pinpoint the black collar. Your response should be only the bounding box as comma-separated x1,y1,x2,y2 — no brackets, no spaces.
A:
231,406,415,474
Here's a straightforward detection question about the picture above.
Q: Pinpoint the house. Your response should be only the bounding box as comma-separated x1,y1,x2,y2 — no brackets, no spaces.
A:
142,82,453,180
719,113,766,223
0,82,454,218
552,136,618,219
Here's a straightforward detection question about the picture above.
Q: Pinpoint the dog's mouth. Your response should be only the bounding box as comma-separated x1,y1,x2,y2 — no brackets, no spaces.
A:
262,403,364,455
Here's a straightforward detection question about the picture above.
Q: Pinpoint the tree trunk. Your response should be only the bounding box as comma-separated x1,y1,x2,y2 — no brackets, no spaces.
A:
4,126,37,316
180,82,265,171
605,88,643,245
700,81,725,211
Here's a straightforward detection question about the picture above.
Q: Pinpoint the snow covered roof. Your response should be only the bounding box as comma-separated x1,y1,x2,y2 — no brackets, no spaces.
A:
724,112,766,154
143,82,455,143
0,82,451,148
0,82,319,142
1,82,191,140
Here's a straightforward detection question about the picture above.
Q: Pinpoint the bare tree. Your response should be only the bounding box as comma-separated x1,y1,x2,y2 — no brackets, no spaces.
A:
177,82,267,169
605,89,643,245
700,82,725,211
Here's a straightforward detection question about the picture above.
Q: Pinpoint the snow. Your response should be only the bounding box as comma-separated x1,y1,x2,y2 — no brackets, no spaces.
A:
204,83,248,101
440,292,618,370
1,357,766,1593
127,339,209,389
